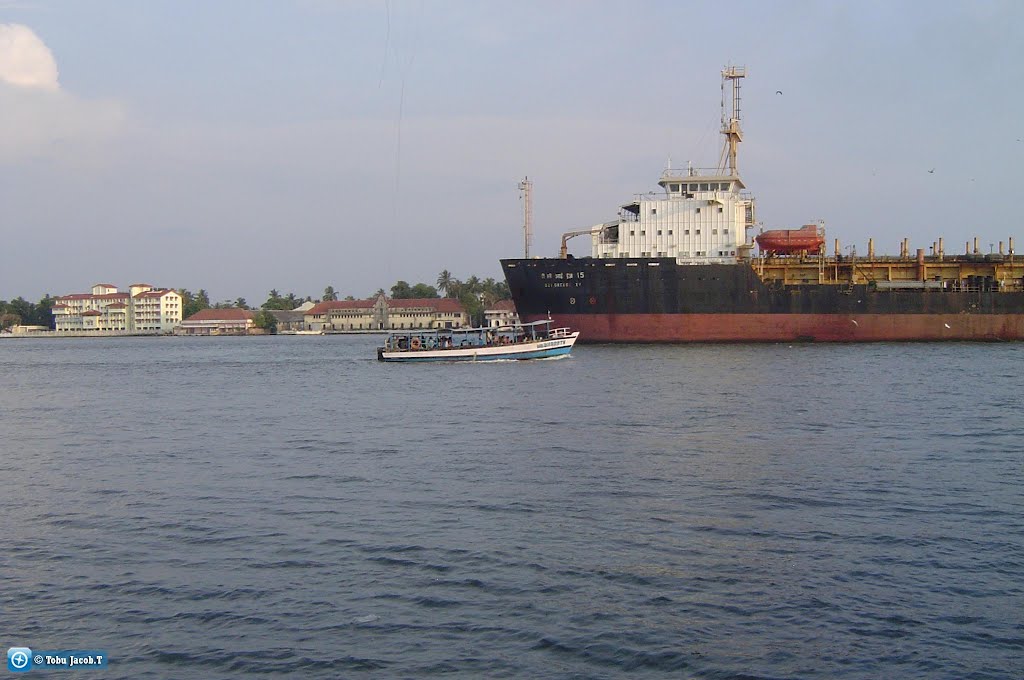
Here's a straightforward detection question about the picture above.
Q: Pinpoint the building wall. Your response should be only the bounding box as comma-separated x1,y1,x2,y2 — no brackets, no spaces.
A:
54,285,181,333
303,297,469,331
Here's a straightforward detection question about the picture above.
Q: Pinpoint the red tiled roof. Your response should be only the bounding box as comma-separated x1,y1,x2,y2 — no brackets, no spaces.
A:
386,297,465,313
135,289,177,298
106,303,127,309
306,299,376,315
93,283,117,288
305,297,466,315
56,292,129,301
486,299,517,312
52,304,69,309
129,283,152,287
184,308,254,322
82,310,102,316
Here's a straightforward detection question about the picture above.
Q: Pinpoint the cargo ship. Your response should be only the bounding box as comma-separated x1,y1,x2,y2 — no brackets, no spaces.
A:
501,67,1024,342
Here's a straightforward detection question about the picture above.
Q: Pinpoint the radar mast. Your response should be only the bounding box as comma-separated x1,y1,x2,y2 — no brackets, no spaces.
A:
519,177,533,258
718,66,746,177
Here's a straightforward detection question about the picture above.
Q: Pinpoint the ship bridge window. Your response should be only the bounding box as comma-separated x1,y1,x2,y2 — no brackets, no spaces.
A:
700,183,709,191
689,183,699,191
669,183,680,192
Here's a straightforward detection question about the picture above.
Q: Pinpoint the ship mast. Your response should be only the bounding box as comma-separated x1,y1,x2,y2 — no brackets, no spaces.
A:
519,176,533,258
718,66,746,177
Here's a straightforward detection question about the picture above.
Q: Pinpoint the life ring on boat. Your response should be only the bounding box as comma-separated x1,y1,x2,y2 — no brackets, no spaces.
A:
410,338,422,350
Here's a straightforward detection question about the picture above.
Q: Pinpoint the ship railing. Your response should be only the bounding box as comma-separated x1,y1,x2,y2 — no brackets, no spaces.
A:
659,167,736,180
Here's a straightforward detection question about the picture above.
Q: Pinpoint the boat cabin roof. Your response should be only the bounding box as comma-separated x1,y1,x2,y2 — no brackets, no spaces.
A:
386,319,554,337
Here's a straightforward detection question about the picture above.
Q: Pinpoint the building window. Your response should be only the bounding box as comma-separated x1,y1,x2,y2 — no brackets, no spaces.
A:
718,207,723,213
696,229,701,235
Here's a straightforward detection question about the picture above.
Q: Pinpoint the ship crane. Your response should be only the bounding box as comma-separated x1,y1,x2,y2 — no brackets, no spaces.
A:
559,227,603,259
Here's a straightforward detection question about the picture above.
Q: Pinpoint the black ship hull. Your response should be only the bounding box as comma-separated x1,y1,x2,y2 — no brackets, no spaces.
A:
501,257,1024,342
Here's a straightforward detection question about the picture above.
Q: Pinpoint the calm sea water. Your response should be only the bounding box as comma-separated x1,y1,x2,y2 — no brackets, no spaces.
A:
2,336,1022,679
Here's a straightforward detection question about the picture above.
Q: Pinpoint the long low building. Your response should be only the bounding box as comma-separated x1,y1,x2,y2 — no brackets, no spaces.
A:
176,308,256,335
304,294,469,332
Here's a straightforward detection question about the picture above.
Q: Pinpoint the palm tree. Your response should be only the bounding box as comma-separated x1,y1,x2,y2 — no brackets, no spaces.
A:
436,270,454,297
323,286,337,302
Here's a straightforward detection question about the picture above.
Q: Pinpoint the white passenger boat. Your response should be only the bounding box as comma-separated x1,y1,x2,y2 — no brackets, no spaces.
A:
377,319,579,362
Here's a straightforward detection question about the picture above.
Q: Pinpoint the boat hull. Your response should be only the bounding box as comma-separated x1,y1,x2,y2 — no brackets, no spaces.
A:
501,257,1024,343
378,333,578,362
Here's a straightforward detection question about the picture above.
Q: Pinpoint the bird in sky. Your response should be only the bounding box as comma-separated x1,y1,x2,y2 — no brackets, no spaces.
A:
775,90,783,95
928,168,935,174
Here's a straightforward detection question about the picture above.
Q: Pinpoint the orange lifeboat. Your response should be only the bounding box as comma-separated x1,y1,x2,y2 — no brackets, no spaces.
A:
755,224,825,255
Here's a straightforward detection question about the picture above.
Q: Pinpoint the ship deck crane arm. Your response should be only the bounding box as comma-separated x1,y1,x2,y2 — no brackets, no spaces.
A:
559,227,604,259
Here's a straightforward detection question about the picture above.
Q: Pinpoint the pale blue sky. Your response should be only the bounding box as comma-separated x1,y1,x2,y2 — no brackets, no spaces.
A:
1,1,1022,303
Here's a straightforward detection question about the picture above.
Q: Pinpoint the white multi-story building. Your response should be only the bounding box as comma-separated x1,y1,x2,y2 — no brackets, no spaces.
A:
131,284,182,332
52,283,182,333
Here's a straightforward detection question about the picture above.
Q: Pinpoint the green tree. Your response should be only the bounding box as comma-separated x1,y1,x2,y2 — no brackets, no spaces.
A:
409,283,439,298
436,269,455,297
253,309,278,332
323,286,337,302
179,289,211,318
390,280,413,299
31,294,56,328
261,290,292,310
234,297,249,309
7,297,33,325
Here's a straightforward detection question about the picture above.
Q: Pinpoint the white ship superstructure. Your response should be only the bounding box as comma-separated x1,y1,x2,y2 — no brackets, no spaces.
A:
589,67,756,264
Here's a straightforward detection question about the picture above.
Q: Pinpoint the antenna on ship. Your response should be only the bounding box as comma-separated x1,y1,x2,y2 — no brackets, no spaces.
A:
718,66,746,177
519,176,533,258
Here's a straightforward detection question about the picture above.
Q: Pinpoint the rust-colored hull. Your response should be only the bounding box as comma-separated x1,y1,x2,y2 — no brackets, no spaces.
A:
520,313,1024,343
